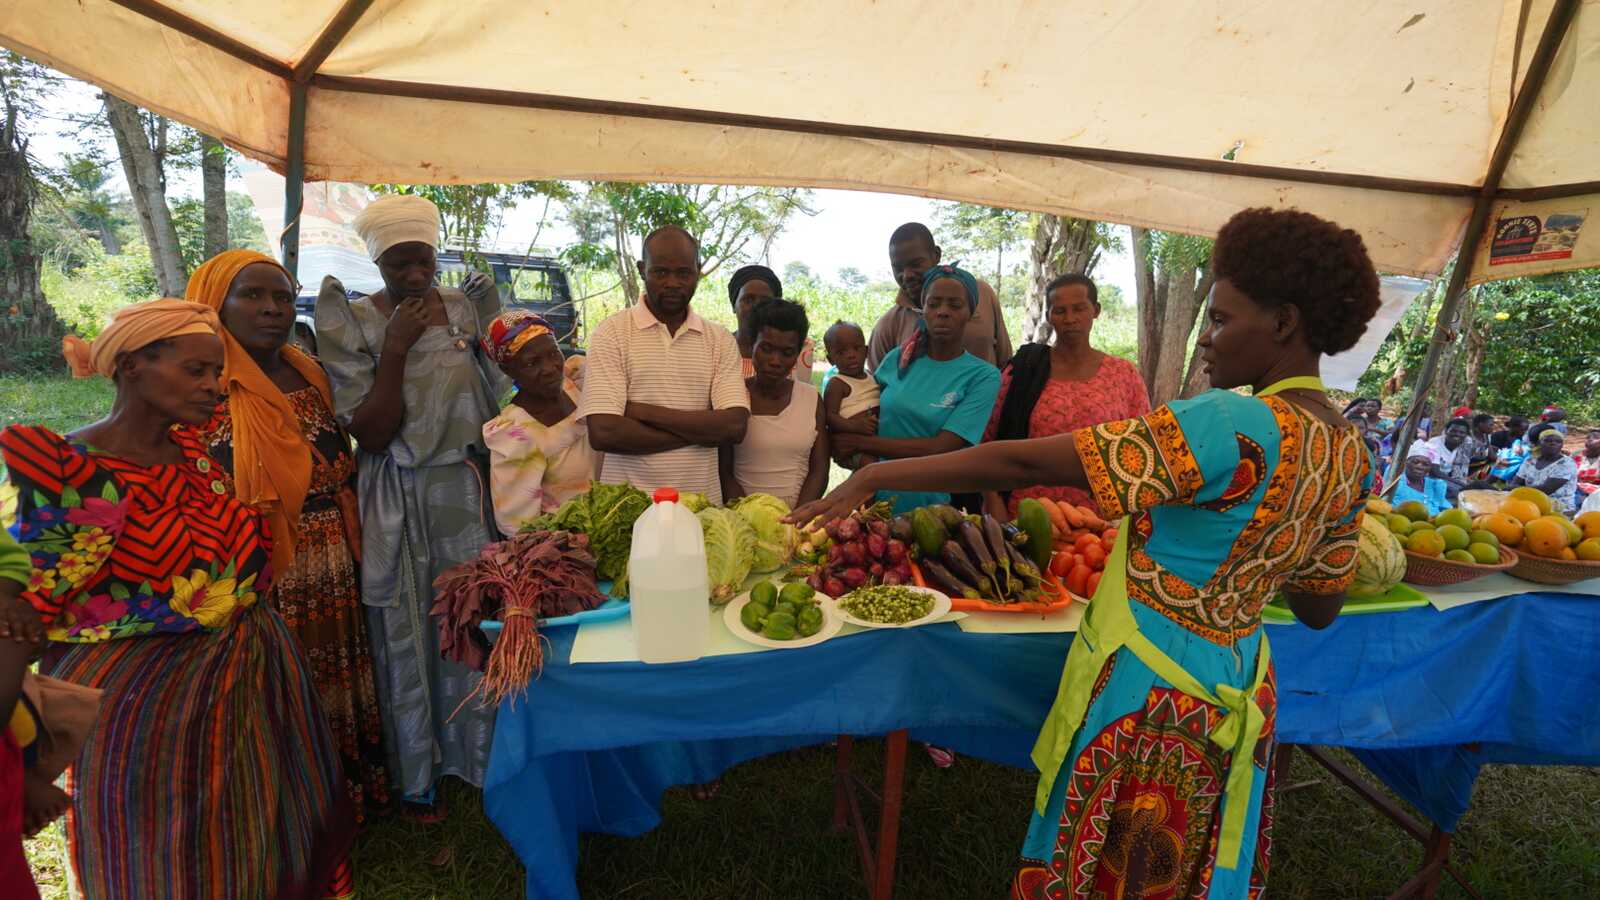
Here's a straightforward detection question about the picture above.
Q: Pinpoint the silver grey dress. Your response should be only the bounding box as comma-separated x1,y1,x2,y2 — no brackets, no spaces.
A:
315,278,512,800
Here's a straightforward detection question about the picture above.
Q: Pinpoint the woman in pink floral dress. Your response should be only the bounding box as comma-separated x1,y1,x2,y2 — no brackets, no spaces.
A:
984,274,1150,518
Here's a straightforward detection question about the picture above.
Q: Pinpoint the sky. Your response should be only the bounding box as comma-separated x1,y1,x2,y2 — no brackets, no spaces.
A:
31,74,1138,302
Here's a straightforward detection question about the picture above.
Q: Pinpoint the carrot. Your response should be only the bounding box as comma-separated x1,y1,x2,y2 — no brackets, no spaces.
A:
1078,506,1107,531
1042,499,1069,536
1061,501,1085,529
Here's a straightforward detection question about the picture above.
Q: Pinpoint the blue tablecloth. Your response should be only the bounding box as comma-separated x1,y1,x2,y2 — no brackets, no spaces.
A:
484,592,1600,900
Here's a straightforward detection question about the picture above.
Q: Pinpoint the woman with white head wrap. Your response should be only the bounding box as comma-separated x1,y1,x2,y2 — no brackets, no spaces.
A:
314,194,511,816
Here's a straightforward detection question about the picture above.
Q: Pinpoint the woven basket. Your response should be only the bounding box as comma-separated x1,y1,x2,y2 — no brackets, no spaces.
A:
1507,552,1600,585
1401,544,1517,587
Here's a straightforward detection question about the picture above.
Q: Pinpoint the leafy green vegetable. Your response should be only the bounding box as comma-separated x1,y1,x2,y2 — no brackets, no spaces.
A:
731,493,798,573
698,506,757,604
524,484,650,586
679,491,711,513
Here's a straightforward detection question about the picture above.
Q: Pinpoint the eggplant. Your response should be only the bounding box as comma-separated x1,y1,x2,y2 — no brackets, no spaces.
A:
1005,542,1045,589
940,540,986,591
921,558,981,600
981,515,1013,596
956,521,1004,601
1000,521,1029,546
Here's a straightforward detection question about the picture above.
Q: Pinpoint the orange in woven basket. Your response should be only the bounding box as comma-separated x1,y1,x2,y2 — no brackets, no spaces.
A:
1401,544,1518,587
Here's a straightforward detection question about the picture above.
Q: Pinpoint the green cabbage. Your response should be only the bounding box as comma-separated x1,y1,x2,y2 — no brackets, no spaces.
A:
697,506,757,604
731,493,798,573
678,491,711,513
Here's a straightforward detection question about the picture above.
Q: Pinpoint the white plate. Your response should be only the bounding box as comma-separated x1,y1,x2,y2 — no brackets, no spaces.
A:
830,585,952,629
723,586,843,650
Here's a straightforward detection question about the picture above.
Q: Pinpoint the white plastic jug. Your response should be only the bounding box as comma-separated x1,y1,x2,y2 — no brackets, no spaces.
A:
628,487,710,664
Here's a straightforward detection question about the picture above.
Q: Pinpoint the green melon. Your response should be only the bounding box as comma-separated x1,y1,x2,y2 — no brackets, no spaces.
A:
1350,515,1406,599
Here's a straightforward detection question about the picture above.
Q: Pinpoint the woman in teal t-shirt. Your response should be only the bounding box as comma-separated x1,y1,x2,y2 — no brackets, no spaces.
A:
831,265,1001,515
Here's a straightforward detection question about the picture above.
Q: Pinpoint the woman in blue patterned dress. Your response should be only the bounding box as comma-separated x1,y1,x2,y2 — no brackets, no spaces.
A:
314,196,510,817
791,208,1381,899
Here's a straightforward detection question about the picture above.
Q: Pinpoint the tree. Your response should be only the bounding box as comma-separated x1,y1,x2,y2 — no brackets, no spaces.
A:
199,134,227,258
837,266,868,289
782,261,815,287
171,191,271,271
1021,215,1120,343
103,93,186,295
0,51,68,371
563,182,815,305
1132,227,1215,405
60,153,123,254
933,203,1030,297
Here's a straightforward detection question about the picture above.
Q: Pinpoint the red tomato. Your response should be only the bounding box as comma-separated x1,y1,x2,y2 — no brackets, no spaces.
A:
1073,532,1099,553
1101,534,1116,554
1049,552,1071,578
1065,563,1091,597
1082,542,1106,570
1085,571,1102,598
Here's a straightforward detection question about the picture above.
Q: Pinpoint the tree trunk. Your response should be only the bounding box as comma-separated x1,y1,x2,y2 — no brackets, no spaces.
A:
96,223,121,255
1133,227,1211,406
1385,278,1440,399
1132,226,1161,396
1149,262,1206,405
104,94,186,295
613,211,639,306
0,106,66,371
1462,319,1488,409
1022,214,1063,344
1176,265,1218,400
200,134,228,258
1428,288,1476,429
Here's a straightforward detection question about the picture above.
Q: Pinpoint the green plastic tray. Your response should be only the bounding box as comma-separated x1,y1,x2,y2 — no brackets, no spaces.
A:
1261,583,1429,624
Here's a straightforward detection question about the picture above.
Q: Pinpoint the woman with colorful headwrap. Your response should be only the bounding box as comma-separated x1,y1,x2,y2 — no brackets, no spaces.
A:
1,299,354,898
830,265,1000,515
482,310,596,535
314,194,509,818
186,250,392,844
728,265,814,382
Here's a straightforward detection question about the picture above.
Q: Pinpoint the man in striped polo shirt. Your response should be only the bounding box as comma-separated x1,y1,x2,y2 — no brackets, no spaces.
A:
579,226,750,504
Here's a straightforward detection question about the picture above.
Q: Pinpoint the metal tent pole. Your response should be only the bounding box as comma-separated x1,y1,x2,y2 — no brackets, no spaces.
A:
1386,0,1580,485
281,79,306,280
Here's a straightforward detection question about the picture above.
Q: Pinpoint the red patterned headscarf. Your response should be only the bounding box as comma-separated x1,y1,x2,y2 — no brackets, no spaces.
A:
483,310,555,365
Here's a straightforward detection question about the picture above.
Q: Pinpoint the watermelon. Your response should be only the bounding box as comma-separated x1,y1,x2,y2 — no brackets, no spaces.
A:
1350,514,1405,598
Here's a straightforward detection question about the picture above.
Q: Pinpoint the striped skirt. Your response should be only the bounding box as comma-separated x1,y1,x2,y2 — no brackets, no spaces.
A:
47,604,355,899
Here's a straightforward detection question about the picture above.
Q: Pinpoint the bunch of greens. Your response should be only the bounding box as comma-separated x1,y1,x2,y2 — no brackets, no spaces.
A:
526,483,650,586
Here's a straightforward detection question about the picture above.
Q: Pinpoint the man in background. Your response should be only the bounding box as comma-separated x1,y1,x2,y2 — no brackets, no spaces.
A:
866,222,1012,370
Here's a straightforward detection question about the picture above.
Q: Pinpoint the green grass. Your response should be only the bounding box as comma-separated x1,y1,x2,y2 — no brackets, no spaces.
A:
0,375,116,435
21,743,1600,898
9,374,1599,898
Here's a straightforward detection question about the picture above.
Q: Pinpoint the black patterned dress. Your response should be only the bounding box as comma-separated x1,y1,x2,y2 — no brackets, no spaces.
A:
201,386,392,820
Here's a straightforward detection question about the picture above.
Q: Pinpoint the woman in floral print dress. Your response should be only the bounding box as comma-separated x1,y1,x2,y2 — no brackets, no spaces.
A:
983,273,1150,519
793,208,1382,899
188,251,391,838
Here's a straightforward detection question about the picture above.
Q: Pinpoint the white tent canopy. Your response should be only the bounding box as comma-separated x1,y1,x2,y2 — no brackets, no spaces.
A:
4,0,1597,284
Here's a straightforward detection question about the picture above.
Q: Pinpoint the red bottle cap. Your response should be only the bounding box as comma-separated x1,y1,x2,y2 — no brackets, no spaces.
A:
652,487,679,504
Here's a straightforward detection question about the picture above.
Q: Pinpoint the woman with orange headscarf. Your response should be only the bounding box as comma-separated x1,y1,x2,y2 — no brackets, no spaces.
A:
2,299,353,898
186,250,391,848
